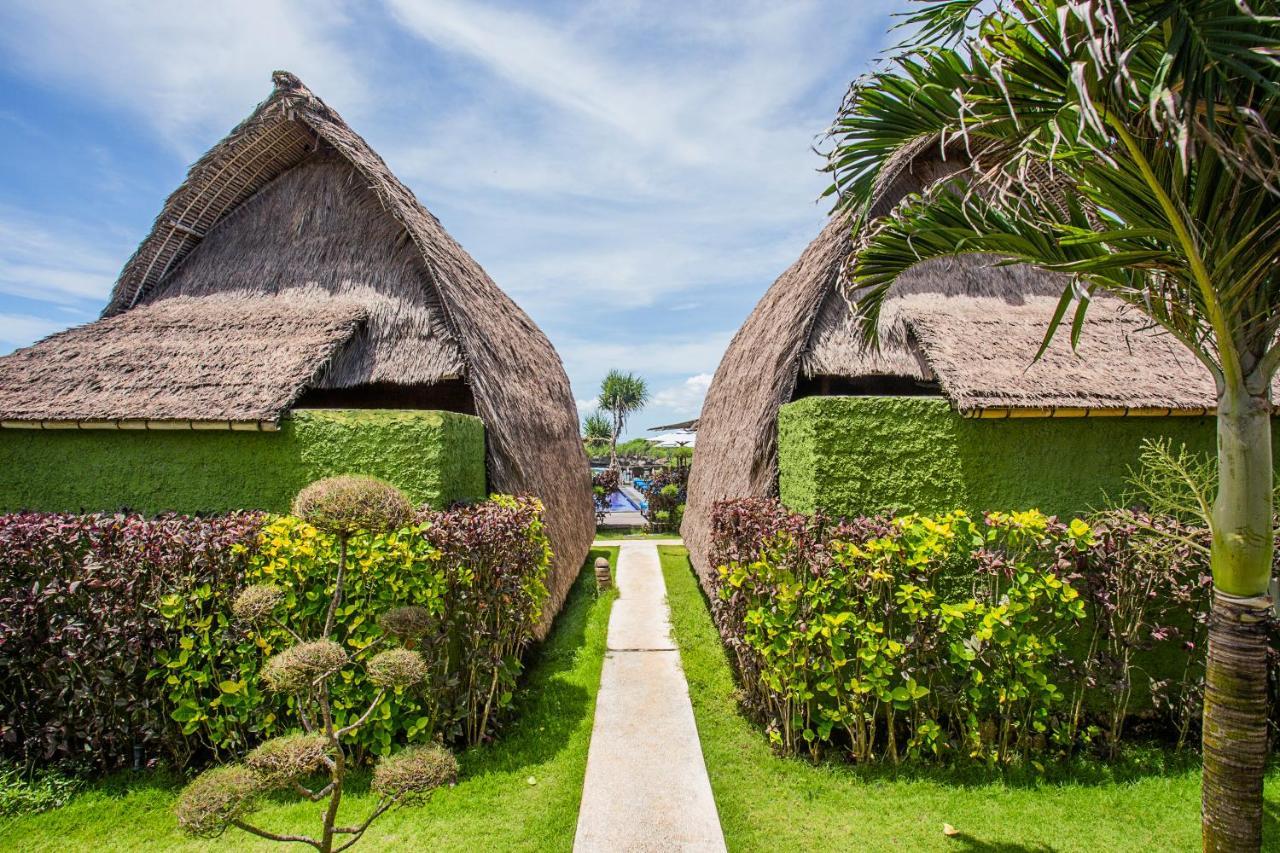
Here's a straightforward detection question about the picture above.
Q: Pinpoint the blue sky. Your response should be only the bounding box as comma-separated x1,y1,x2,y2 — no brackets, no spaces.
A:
0,1,900,438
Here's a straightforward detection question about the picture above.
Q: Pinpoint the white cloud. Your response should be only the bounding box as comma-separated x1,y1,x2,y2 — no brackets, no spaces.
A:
378,0,893,337
0,1,368,154
0,312,70,350
0,208,121,306
651,373,713,416
559,332,734,383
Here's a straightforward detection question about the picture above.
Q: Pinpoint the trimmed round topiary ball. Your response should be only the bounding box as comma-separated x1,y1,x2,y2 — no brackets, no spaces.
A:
378,605,434,640
245,733,331,787
261,640,349,693
231,584,285,625
291,475,412,537
175,764,263,837
367,648,429,689
371,743,458,799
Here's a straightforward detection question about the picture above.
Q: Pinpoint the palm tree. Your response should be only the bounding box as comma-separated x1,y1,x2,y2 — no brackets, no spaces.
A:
598,370,649,471
825,2,1279,849
582,411,612,456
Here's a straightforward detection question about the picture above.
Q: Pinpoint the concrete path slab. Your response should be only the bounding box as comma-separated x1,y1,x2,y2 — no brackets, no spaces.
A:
574,542,726,853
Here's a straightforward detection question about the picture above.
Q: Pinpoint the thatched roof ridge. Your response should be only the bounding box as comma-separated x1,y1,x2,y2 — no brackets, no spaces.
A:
7,72,593,626
0,296,365,424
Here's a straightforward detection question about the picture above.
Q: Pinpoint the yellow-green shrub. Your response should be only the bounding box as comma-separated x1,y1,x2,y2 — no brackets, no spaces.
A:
711,502,1089,763
153,496,550,761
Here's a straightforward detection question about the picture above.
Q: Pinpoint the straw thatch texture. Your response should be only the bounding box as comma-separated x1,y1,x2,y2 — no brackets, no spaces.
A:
906,297,1223,413
0,296,364,423
147,151,465,388
2,72,592,628
802,257,1064,382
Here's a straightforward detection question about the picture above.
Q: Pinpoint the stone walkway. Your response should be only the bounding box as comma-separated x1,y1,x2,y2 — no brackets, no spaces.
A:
573,540,727,852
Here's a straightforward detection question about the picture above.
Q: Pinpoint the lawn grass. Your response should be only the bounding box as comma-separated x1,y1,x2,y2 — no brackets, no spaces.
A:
2,547,619,852
659,544,1280,852
591,529,681,540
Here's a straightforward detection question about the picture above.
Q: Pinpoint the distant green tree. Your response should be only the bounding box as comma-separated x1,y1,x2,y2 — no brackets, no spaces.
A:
616,438,654,459
582,411,612,457
598,371,649,470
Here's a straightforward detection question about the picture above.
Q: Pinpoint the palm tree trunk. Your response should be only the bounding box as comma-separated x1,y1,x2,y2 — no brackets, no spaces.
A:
609,419,620,471
1202,386,1273,853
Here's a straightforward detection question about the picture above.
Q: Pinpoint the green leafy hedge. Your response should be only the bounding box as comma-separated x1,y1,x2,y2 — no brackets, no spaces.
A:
776,396,1280,519
156,496,551,761
0,497,549,774
708,499,1277,764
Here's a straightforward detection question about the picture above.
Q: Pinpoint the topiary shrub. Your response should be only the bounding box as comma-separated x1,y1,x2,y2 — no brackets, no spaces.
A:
292,475,412,537
245,734,331,787
232,584,285,625
366,649,429,689
377,606,433,643
261,641,349,694
173,478,454,852
371,743,457,800
175,764,265,838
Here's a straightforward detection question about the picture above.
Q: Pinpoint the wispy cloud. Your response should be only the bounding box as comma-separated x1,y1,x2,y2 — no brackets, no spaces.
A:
0,207,120,309
652,373,713,417
0,0,369,155
0,312,67,349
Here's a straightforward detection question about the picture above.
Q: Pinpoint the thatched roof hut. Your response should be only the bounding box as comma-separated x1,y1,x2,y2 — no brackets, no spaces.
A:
683,158,1263,578
0,71,593,621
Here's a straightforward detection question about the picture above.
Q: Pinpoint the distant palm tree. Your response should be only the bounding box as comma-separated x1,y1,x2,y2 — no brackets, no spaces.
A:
598,370,649,471
582,411,612,456
825,2,1278,848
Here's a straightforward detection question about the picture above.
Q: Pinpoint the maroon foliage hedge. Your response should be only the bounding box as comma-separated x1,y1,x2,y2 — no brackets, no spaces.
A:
0,512,264,772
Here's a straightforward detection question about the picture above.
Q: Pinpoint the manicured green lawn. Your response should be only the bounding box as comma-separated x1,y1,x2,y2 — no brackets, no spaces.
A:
659,545,1280,852
3,548,619,852
591,529,681,540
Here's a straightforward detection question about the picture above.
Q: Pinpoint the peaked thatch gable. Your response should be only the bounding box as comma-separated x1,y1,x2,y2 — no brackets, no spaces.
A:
0,72,593,625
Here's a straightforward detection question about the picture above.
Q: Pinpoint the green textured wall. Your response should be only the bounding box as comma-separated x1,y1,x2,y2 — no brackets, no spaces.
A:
778,396,1280,519
0,409,486,515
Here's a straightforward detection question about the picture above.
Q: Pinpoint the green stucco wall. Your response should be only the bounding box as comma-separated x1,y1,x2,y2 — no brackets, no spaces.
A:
778,396,1279,519
0,409,486,515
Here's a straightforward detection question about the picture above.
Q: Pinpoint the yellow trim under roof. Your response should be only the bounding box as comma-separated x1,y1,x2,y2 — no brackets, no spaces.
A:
0,419,279,431
964,406,1213,419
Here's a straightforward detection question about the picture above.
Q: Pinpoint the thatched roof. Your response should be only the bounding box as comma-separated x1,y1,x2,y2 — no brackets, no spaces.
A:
0,72,593,625
684,155,1248,580
0,296,364,426
649,418,700,432
907,297,1227,414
